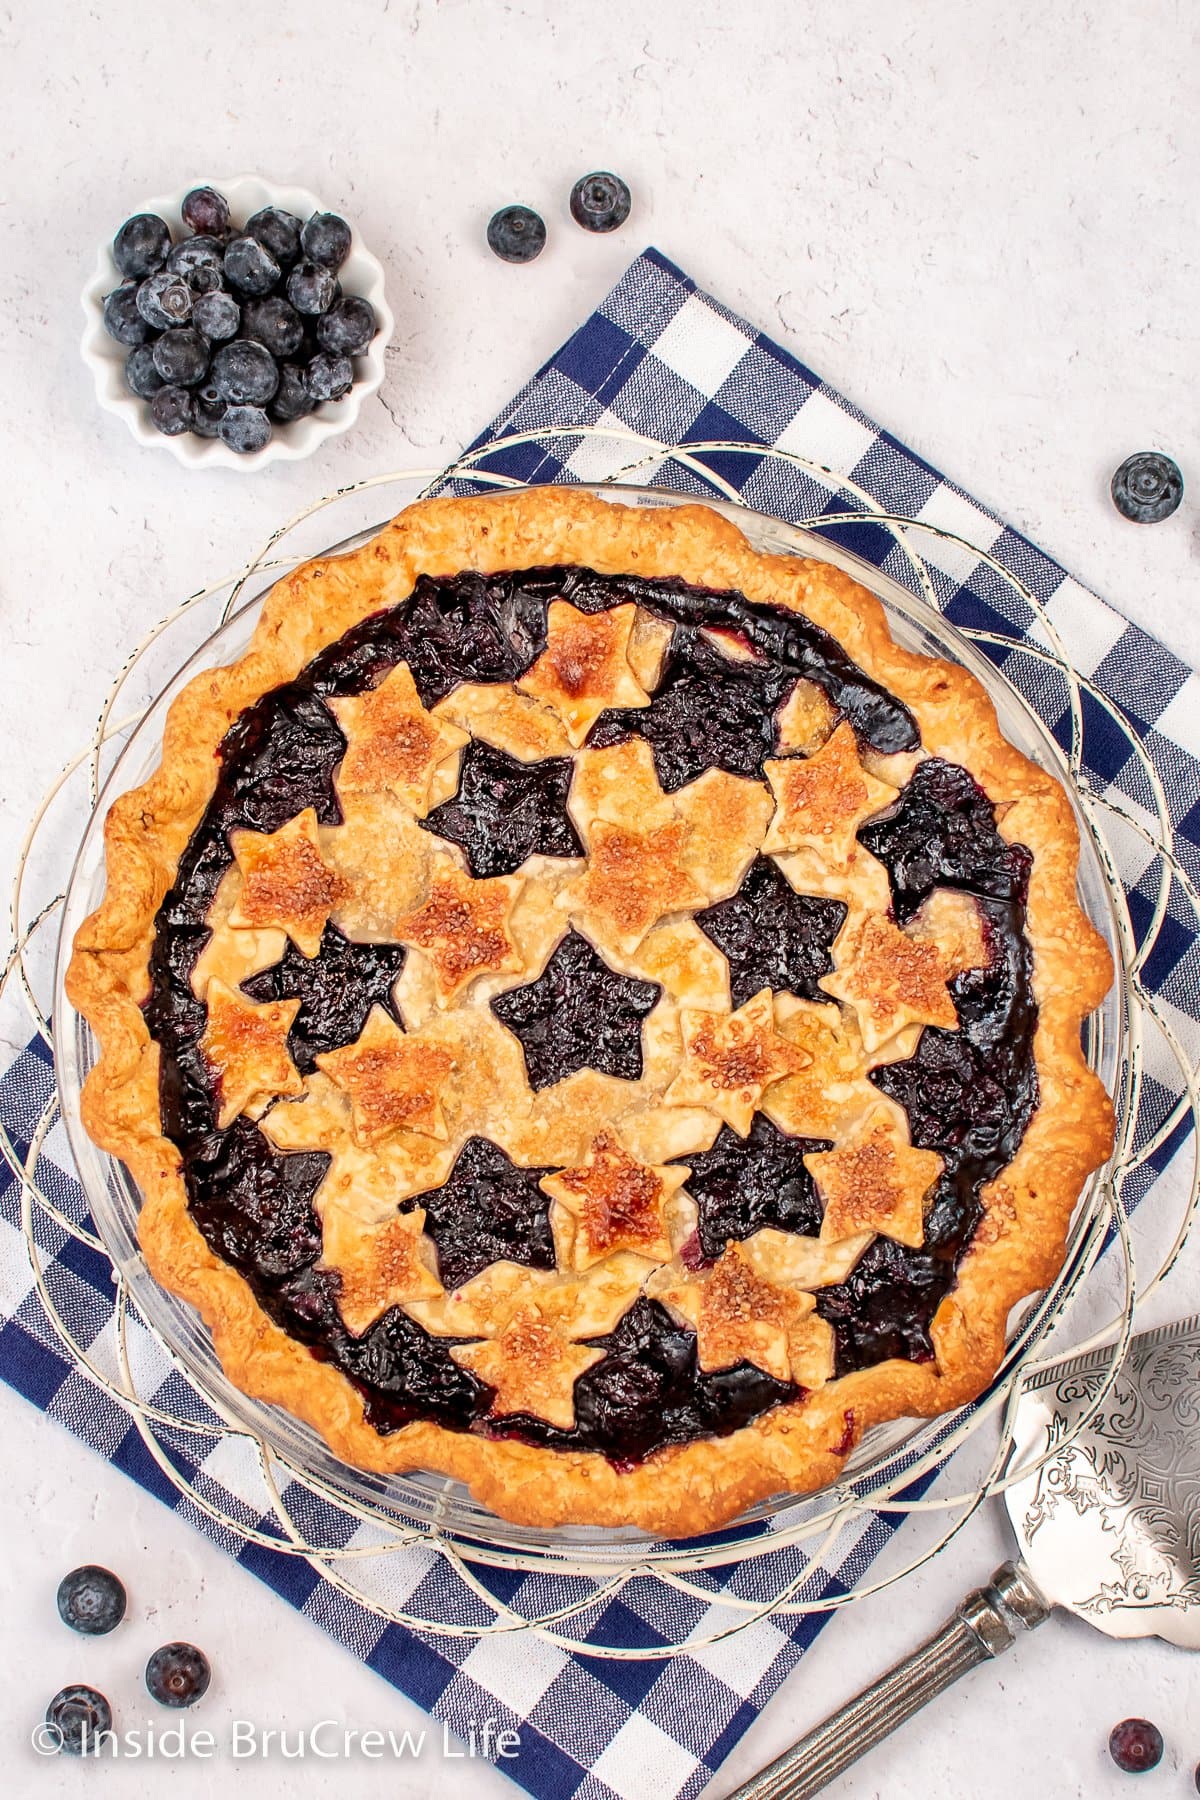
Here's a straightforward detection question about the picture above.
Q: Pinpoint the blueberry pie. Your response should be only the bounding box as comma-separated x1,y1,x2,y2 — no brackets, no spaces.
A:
67,490,1114,1533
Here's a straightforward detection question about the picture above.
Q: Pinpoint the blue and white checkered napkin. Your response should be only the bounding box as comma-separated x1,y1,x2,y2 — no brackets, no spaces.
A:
3,248,1198,1800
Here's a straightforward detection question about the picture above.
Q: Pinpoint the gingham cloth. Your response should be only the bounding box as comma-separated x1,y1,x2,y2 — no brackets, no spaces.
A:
3,248,1197,1800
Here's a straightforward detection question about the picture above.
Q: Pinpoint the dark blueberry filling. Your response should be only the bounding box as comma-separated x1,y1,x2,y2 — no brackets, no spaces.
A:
421,738,582,877
491,928,660,1090
142,559,1037,1462
241,925,407,1074
696,855,846,1010
679,1114,832,1262
484,1297,800,1465
401,1136,557,1292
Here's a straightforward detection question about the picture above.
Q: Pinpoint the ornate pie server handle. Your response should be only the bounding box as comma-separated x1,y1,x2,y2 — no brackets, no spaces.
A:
725,1563,1052,1800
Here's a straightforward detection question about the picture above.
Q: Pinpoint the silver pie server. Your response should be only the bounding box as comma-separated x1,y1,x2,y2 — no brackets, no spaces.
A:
727,1312,1200,1800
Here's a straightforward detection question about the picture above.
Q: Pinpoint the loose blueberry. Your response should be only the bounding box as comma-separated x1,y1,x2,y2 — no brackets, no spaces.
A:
192,287,240,342
315,294,376,355
286,259,339,316
124,343,164,399
152,326,210,387
569,171,632,233
45,1685,113,1755
267,361,314,424
192,383,227,439
486,204,546,263
102,281,152,346
305,350,353,403
150,385,195,436
211,338,279,405
223,234,280,297
300,210,352,270
181,186,230,237
247,205,303,268
1111,451,1183,524
219,404,272,454
145,1642,212,1709
1108,1719,1164,1774
166,234,225,290
56,1566,127,1636
113,213,171,279
136,269,193,329
243,295,305,358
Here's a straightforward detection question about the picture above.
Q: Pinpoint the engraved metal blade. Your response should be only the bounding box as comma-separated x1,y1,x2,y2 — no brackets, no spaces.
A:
1004,1312,1200,1647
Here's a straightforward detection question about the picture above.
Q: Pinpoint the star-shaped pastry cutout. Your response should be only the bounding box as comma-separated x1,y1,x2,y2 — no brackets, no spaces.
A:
665,989,812,1136
230,809,346,959
410,1136,557,1291
763,722,896,866
674,1112,829,1260
241,925,406,1074
450,1306,604,1430
696,855,847,1009
589,625,794,791
652,1242,816,1383
330,662,469,814
199,978,303,1129
420,739,582,878
314,1006,455,1147
324,1206,443,1336
805,1107,944,1249
517,600,650,746
393,861,524,1004
540,1131,688,1269
820,912,959,1054
490,928,660,1091
562,818,706,953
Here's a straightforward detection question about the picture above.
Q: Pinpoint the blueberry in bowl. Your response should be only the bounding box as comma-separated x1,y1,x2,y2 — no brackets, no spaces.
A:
82,176,393,468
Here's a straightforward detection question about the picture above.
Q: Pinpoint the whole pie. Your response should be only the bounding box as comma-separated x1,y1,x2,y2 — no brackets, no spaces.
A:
68,488,1115,1534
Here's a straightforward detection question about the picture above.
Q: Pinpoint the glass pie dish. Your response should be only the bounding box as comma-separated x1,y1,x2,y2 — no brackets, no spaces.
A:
53,483,1125,1556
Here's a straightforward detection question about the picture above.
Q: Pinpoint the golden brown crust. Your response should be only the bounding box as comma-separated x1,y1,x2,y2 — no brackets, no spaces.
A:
66,487,1115,1537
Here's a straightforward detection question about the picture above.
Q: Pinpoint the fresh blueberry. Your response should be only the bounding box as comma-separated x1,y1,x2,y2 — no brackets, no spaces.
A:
223,234,281,297
1111,451,1184,524
113,213,171,279
305,350,353,403
152,327,209,387
181,186,230,237
45,1685,113,1755
569,171,631,233
211,338,279,406
243,295,304,358
136,269,194,329
247,205,303,268
1108,1719,1164,1773
219,404,272,453
486,204,546,263
124,344,165,399
103,283,152,346
267,361,314,424
300,211,351,270
167,234,225,290
192,383,227,438
150,385,195,436
316,295,376,355
56,1566,127,1636
145,1642,212,1708
192,287,240,342
286,259,339,315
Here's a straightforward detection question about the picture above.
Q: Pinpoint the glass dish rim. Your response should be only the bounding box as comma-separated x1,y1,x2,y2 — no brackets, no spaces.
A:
52,479,1127,1559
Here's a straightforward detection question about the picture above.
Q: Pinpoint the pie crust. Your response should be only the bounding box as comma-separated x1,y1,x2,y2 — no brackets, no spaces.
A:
67,488,1115,1536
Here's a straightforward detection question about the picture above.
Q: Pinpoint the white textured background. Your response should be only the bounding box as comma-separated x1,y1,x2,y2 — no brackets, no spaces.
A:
1,1,1198,1795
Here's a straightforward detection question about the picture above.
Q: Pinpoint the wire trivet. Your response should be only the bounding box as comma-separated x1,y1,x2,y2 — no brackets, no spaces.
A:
3,429,1197,1655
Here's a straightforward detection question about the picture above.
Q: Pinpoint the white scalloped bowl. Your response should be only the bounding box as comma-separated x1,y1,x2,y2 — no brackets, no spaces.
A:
80,174,394,471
